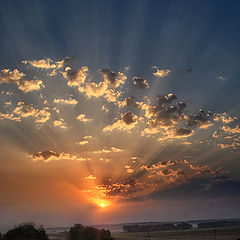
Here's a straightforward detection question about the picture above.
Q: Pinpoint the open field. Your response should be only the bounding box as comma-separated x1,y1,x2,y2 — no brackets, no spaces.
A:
112,227,240,240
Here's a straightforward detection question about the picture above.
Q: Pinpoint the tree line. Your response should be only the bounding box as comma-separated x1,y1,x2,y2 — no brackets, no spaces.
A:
122,222,193,232
122,220,240,233
0,223,113,240
197,220,240,229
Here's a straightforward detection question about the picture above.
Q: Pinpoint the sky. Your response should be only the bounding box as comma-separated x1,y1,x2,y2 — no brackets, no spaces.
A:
0,0,240,228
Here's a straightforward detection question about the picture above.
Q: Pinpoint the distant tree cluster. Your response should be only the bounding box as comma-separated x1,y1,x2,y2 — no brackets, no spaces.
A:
122,222,193,232
197,220,240,229
0,223,48,240
67,224,113,240
0,223,113,240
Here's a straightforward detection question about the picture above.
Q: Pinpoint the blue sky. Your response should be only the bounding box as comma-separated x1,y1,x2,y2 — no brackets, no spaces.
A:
0,0,240,228
1,0,240,112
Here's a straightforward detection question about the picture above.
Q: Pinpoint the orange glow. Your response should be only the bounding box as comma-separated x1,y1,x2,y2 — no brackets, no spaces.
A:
91,198,111,209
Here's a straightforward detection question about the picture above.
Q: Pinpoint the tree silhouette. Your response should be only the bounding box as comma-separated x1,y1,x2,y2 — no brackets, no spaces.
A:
2,223,49,240
68,224,113,240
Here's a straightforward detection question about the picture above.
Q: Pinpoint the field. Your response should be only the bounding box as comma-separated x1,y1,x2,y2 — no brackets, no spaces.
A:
112,227,240,240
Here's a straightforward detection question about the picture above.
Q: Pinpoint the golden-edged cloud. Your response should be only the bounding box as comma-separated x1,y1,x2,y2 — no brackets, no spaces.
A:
14,102,50,123
0,69,44,93
153,68,171,78
77,114,93,122
30,150,87,162
103,111,139,132
53,98,78,105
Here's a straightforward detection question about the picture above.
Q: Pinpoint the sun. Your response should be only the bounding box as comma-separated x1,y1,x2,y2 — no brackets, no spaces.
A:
99,203,105,208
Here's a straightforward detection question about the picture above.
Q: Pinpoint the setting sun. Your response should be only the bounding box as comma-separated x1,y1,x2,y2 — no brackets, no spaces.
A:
100,203,105,208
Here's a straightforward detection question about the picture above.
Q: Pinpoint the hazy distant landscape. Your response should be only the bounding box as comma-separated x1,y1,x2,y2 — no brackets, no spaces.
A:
42,219,240,240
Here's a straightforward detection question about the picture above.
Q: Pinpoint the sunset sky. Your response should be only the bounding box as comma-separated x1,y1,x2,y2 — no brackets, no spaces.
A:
0,0,240,228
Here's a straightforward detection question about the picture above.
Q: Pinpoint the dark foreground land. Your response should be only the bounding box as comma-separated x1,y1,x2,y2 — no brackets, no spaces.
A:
112,227,240,240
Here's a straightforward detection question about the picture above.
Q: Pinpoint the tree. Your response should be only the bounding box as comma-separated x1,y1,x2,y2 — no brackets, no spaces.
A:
2,223,49,240
68,224,113,240
68,224,85,240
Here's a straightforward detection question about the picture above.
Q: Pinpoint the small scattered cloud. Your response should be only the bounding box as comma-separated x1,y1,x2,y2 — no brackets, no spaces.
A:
53,118,67,129
62,66,88,87
93,147,123,154
133,76,149,89
218,75,226,80
99,68,126,88
22,57,71,69
77,114,93,122
53,98,78,105
153,68,171,78
14,102,50,123
85,175,97,180
77,140,89,145
103,111,138,132
18,79,44,92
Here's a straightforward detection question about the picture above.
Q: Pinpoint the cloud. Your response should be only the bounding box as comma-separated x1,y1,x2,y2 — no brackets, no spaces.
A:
30,150,87,162
217,142,240,150
153,68,171,78
95,159,226,200
77,140,89,145
13,102,50,123
141,160,188,171
117,96,138,108
213,113,235,123
0,113,21,122
83,81,108,98
22,57,71,69
99,68,126,88
175,128,193,136
133,76,149,89
0,69,44,93
62,66,88,87
0,69,25,84
76,135,93,145
85,175,97,180
221,125,240,134
53,118,67,129
93,147,123,154
83,135,93,140
186,109,213,128
103,111,138,132
77,114,93,122
53,98,78,105
18,79,44,92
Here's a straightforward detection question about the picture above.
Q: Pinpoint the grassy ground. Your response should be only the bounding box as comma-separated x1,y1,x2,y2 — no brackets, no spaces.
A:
112,227,240,240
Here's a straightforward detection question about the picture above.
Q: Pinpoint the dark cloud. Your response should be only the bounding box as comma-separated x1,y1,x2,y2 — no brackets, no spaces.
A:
32,150,60,160
99,68,126,88
95,158,227,201
126,96,136,107
186,109,213,128
122,111,137,125
133,76,149,89
175,128,192,136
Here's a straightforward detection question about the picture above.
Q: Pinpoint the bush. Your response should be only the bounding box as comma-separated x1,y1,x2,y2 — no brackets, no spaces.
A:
2,223,49,240
68,224,113,240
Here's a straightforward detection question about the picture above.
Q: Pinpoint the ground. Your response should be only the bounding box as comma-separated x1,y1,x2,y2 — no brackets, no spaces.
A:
112,227,240,240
